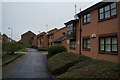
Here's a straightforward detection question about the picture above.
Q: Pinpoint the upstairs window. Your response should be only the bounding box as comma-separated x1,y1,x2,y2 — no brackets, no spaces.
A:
83,13,90,24
99,3,117,20
67,23,74,35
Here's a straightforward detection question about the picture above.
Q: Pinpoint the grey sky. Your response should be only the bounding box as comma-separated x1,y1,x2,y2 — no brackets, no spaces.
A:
2,2,100,41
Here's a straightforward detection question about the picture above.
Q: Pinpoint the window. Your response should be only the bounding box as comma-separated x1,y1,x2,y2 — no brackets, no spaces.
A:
70,39,76,49
51,42,52,45
83,13,90,24
99,3,117,20
99,36,118,53
83,38,90,50
67,23,74,35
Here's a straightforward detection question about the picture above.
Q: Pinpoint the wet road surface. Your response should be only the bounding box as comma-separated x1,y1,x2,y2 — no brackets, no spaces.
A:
3,48,52,79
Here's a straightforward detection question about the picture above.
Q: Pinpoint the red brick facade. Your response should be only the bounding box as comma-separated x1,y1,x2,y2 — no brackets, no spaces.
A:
47,28,58,46
77,2,119,62
30,2,119,63
38,32,48,48
21,31,36,47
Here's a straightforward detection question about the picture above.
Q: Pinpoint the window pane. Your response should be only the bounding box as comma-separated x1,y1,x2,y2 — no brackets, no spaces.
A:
87,39,90,44
105,5,110,11
105,45,111,51
100,44,104,51
105,11,110,18
84,15,86,19
87,17,90,23
100,13,104,19
105,37,111,44
70,26,73,30
111,3,116,9
112,37,117,44
112,45,117,51
84,19,86,23
87,14,90,17
111,9,116,16
84,43,86,48
87,44,90,48
100,38,104,44
99,8,104,13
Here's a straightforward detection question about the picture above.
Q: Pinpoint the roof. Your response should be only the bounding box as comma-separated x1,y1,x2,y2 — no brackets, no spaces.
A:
47,28,58,33
47,30,58,36
53,35,67,43
77,2,113,16
38,32,46,36
64,19,79,25
21,31,36,36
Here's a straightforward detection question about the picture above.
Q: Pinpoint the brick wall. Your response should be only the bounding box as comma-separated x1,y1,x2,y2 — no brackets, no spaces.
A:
21,31,36,47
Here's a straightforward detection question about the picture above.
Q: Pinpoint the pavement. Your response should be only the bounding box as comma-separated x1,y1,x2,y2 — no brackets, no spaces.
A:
2,48,53,79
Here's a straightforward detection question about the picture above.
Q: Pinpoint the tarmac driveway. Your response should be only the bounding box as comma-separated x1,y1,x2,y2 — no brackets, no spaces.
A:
6,48,52,79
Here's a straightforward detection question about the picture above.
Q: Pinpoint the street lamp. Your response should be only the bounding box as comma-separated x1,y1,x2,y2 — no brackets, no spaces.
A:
46,25,49,32
38,31,41,34
8,27,13,42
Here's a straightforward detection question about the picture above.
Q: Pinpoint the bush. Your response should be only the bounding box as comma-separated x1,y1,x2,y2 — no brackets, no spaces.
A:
2,42,24,55
47,45,67,58
38,47,48,51
31,45,38,49
57,59,120,78
47,52,91,76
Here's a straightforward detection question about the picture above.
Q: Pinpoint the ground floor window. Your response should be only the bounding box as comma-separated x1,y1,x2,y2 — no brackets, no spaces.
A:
70,39,76,49
54,42,61,45
99,36,118,53
83,38,90,50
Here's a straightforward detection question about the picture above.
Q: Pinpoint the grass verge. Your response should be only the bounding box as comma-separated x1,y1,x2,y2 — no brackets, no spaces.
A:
18,48,28,52
47,52,90,76
57,59,120,78
2,53,24,63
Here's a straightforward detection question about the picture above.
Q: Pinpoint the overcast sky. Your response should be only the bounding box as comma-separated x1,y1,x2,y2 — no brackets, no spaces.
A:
1,1,101,41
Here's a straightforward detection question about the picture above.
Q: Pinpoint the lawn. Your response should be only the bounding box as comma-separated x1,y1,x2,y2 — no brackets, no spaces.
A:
57,59,120,78
2,53,23,63
18,48,28,52
47,52,120,79
47,52,90,76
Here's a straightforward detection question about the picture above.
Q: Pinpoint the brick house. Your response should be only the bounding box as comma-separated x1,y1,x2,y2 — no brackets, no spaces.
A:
21,31,36,47
63,19,80,54
47,28,58,46
53,27,67,45
31,35,39,47
2,34,10,42
76,2,120,62
37,32,48,48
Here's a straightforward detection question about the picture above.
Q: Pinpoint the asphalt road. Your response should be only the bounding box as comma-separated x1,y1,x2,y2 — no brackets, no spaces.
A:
3,48,52,79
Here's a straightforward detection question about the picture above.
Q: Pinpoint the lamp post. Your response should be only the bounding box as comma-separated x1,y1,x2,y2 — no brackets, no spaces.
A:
46,25,49,32
8,27,13,42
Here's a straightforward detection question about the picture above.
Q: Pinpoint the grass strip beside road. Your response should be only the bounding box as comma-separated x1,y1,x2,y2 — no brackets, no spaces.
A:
18,48,28,52
2,53,24,66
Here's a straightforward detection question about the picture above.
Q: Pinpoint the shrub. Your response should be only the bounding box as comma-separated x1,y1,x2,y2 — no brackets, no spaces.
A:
57,59,120,78
31,45,38,49
38,47,48,51
47,45,67,58
2,42,24,55
47,52,91,76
